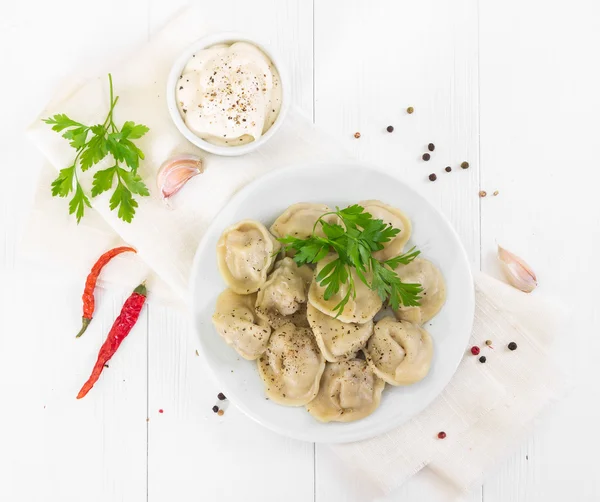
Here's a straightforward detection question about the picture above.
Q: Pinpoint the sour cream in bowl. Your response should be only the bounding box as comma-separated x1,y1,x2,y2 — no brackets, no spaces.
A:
167,33,290,156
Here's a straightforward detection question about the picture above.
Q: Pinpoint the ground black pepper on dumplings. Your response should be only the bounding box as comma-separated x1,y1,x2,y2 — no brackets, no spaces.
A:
211,201,447,423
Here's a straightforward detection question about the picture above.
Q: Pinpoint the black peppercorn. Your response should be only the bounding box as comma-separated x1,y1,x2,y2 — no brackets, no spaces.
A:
428,173,437,181
479,356,487,363
508,342,518,351
386,125,394,133
212,405,219,413
422,153,431,161
217,392,226,401
461,161,469,169
445,166,452,172
428,143,435,151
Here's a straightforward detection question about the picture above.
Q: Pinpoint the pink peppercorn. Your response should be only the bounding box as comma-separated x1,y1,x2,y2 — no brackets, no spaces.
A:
470,346,480,356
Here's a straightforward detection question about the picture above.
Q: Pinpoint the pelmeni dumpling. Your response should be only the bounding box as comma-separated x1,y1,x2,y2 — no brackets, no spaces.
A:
307,304,373,362
306,359,385,422
393,258,446,325
212,289,271,360
257,323,325,406
365,317,433,386
270,202,337,240
255,258,314,328
308,255,382,324
359,200,412,261
217,220,281,294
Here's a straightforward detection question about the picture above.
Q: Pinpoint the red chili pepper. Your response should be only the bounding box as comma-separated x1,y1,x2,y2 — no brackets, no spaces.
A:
76,283,147,399
76,246,136,338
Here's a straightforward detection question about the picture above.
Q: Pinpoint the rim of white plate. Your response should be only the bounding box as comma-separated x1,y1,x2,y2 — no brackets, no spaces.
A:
189,161,475,443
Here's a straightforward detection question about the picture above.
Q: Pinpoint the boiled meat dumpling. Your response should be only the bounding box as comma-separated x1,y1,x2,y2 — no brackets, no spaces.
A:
308,255,382,324
393,258,446,324
217,219,281,294
306,359,385,422
365,317,433,386
257,322,325,406
359,200,411,261
270,202,337,240
255,257,314,328
212,289,271,360
307,304,373,362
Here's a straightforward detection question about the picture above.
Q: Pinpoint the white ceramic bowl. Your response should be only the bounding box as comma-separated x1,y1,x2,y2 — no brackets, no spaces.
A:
167,32,290,157
190,162,475,443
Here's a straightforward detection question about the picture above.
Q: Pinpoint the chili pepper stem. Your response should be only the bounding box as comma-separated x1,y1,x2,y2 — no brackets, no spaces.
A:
76,317,91,338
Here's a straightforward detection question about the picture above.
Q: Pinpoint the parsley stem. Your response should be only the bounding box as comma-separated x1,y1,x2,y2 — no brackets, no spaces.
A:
312,211,339,235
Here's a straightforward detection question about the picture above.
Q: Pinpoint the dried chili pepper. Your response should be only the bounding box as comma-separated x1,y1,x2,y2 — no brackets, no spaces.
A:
76,283,147,399
76,246,136,338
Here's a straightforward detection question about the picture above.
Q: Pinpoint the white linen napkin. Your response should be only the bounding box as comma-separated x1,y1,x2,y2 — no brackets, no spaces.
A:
25,9,349,306
331,273,569,496
23,7,569,498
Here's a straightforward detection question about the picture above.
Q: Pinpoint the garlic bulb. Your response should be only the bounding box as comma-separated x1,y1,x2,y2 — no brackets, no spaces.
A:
497,245,538,293
157,155,203,200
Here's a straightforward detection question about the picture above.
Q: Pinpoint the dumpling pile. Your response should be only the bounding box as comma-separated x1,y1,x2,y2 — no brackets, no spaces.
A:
212,201,446,423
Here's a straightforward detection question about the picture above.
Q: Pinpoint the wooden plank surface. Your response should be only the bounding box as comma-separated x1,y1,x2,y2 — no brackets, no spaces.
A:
145,2,316,502
1,0,599,501
478,1,600,501
0,1,149,501
313,0,480,500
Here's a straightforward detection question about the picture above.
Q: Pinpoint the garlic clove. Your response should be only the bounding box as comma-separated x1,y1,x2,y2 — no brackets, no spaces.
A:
497,245,538,293
157,154,204,200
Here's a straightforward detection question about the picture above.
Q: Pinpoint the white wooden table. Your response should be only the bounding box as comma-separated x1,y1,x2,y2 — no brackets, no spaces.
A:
2,1,600,501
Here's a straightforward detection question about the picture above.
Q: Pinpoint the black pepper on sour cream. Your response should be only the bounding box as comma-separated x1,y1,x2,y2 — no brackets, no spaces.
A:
176,42,282,147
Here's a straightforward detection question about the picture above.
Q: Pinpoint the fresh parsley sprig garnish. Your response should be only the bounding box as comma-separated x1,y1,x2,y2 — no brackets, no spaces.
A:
279,204,422,317
44,74,150,223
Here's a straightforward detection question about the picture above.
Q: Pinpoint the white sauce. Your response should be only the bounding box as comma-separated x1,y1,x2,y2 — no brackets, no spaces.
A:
176,42,282,146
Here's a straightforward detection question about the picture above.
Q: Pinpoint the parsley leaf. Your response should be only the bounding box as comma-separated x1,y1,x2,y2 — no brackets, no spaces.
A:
69,182,91,224
384,246,421,269
91,166,116,197
43,114,84,132
51,165,76,197
279,204,423,317
118,167,150,196
121,121,150,139
109,180,138,223
44,74,150,223
62,126,89,149
80,132,108,171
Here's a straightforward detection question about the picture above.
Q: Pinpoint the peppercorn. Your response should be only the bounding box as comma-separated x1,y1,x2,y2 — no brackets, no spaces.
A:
217,409,224,416
217,392,227,401
428,143,435,151
386,125,394,133
437,431,447,439
493,190,499,196
354,132,361,139
422,153,431,161
428,173,437,182
470,346,480,355
212,405,219,413
461,161,469,169
479,356,487,363
508,342,518,351
485,340,493,346
479,191,487,197
445,166,452,172
407,106,414,114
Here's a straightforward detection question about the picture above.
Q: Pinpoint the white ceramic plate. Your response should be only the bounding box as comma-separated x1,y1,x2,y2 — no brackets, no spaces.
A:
190,162,474,443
